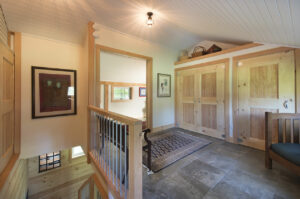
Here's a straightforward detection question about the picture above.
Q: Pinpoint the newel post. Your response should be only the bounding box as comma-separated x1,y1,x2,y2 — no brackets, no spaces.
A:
128,121,143,199
265,112,273,169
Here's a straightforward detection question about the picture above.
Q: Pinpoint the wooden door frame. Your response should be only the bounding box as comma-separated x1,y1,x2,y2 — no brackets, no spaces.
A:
232,47,295,144
95,44,153,130
175,58,230,141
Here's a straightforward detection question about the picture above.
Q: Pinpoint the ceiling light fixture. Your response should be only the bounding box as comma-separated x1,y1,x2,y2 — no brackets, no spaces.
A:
146,12,154,27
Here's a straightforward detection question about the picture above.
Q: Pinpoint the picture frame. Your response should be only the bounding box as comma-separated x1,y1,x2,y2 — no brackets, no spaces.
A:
157,73,171,97
32,66,77,119
139,87,146,97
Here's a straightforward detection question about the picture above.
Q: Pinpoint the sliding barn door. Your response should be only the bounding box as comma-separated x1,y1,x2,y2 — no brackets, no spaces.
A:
177,72,196,129
237,51,295,150
196,65,225,139
0,42,15,173
176,63,225,139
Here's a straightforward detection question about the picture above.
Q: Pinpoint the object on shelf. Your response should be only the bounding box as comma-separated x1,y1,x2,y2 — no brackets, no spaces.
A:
179,50,189,61
206,44,222,54
191,46,207,58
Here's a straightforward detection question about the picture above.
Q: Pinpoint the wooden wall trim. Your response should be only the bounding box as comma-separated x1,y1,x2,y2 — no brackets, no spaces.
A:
88,21,95,105
104,85,108,111
232,47,295,143
146,59,153,130
96,48,101,107
224,60,230,142
14,32,21,154
0,154,19,190
95,44,153,129
175,43,263,65
175,58,230,72
99,81,146,87
96,44,152,60
295,49,300,113
87,21,95,163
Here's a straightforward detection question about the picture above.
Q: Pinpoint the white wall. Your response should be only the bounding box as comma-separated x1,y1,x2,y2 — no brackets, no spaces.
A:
94,24,178,128
175,43,281,138
20,33,88,158
100,51,146,119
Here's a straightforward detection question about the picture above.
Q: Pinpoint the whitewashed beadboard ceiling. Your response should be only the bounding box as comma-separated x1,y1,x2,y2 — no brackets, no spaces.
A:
1,0,300,49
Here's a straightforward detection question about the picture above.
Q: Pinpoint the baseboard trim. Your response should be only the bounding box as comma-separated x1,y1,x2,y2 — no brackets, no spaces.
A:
152,124,175,133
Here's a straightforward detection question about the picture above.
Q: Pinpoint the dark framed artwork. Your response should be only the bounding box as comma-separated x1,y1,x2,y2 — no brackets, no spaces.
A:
32,66,77,119
139,87,146,97
157,73,171,97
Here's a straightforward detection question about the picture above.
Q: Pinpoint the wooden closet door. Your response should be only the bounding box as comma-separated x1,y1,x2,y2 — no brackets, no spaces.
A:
237,51,295,150
195,65,225,139
0,42,15,173
177,72,196,129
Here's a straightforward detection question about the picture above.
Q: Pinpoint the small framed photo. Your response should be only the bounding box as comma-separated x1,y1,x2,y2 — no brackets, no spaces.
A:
32,66,77,119
157,73,171,97
139,87,146,97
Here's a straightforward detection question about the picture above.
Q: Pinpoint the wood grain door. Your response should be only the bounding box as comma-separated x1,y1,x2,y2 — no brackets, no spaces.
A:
176,71,196,129
195,64,225,139
0,42,15,173
237,51,295,150
176,63,225,139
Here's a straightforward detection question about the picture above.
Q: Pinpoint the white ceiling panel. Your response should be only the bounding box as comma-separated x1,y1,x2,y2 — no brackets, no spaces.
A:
0,0,299,50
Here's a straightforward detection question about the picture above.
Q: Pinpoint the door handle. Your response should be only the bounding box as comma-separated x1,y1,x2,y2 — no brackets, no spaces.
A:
283,100,288,109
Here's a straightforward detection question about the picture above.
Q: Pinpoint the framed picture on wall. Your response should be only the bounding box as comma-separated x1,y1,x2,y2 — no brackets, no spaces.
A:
139,87,146,97
157,73,171,97
32,66,77,119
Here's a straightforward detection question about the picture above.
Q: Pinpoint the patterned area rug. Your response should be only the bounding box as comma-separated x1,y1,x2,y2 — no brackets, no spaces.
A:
143,130,211,172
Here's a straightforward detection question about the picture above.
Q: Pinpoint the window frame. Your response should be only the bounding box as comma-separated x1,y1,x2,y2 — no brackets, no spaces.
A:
111,85,133,102
39,151,61,173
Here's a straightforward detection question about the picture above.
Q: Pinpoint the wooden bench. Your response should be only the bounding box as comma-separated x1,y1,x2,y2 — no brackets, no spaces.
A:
265,112,300,175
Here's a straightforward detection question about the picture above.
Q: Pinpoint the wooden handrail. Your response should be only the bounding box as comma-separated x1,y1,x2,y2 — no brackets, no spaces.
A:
88,105,142,126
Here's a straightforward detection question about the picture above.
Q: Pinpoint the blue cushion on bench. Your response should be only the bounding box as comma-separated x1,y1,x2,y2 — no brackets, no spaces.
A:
271,143,300,166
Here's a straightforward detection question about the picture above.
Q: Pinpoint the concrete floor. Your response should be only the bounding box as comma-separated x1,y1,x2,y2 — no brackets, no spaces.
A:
143,128,300,199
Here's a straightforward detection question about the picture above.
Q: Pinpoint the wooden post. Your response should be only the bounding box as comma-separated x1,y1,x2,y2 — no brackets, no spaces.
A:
87,21,95,163
146,59,153,130
104,84,108,111
87,108,91,163
88,21,95,106
14,32,21,154
265,112,272,169
295,49,300,113
128,121,143,199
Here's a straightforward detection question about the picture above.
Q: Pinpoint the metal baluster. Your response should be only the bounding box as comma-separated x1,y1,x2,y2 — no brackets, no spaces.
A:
98,115,101,165
116,121,119,190
112,121,115,185
125,124,127,199
95,114,97,160
120,123,123,195
101,116,104,168
108,118,111,177
103,118,107,172
105,118,109,176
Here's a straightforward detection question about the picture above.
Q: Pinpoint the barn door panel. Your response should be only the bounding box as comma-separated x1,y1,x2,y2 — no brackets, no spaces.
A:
196,64,225,139
237,51,295,150
177,72,196,129
0,42,15,173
